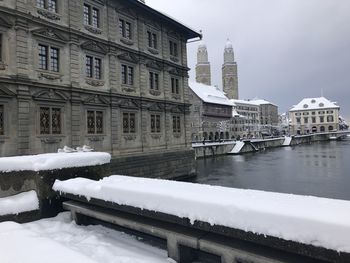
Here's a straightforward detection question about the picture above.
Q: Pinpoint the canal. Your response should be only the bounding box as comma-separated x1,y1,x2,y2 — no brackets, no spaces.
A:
193,139,350,201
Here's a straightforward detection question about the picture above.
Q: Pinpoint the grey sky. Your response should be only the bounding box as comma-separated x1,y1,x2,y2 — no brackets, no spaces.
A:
147,0,350,121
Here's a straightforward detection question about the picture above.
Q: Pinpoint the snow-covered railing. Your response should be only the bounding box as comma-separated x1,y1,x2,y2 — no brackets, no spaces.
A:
54,176,350,262
0,191,39,217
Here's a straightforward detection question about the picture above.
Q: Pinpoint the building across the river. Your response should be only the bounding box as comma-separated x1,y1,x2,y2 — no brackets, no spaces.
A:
289,97,340,135
0,0,201,178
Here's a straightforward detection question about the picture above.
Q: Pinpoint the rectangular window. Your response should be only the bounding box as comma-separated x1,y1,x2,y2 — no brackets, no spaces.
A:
149,72,159,90
87,110,103,134
169,41,178,57
92,8,100,28
123,112,136,134
83,4,91,25
39,44,48,70
121,65,134,85
86,56,102,79
151,114,161,133
119,19,132,39
320,116,324,123
40,107,61,135
304,117,308,124
50,47,59,72
296,117,301,124
37,0,45,8
147,31,157,49
172,116,181,133
48,0,57,12
171,77,179,94
86,55,93,78
312,117,316,123
0,105,4,135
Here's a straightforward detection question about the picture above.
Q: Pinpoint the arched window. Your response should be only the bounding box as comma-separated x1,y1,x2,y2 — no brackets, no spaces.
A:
320,126,325,132
328,126,334,131
209,132,213,141
312,126,317,133
203,132,208,140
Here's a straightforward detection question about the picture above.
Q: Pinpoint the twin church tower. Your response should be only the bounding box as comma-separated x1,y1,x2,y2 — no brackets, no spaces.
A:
195,39,239,100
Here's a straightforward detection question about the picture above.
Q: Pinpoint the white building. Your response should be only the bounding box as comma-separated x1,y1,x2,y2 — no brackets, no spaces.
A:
289,97,340,135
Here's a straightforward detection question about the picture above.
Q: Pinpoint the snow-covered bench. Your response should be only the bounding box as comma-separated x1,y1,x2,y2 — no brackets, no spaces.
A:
54,176,350,263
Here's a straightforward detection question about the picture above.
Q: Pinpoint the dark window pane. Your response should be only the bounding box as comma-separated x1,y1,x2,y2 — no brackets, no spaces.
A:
125,22,131,39
151,115,155,133
84,4,90,25
94,58,101,79
48,0,57,12
37,0,45,8
119,19,124,37
0,105,4,135
154,73,159,90
130,113,135,133
121,65,127,84
92,8,99,28
52,108,61,134
147,31,152,47
0,34,2,61
86,56,93,78
128,66,133,85
96,111,103,134
40,107,50,134
152,33,157,49
50,47,59,72
39,44,48,70
175,79,179,94
156,115,160,133
177,116,181,133
87,110,95,134
123,113,129,133
149,72,153,89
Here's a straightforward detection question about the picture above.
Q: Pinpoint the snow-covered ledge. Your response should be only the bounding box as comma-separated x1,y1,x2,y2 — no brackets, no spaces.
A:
0,191,39,216
0,152,111,173
54,175,350,254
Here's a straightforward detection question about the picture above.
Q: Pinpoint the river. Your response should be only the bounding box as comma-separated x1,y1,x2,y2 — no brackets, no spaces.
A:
193,139,350,201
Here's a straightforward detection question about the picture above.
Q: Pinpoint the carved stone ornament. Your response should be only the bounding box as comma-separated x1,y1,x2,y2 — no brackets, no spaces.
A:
81,41,107,54
147,47,159,55
117,52,139,63
146,60,162,70
0,62,7,71
170,56,179,63
39,72,62,81
41,137,62,144
119,98,140,109
84,25,102,35
87,136,104,142
122,86,136,93
123,135,137,141
0,85,16,98
0,16,13,28
33,89,68,102
120,38,134,46
171,94,181,100
173,133,181,138
32,28,68,43
37,9,61,21
86,79,105,87
149,90,161,96
151,134,162,140
84,95,109,106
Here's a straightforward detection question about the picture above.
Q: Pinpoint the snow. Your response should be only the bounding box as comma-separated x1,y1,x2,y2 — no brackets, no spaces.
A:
189,81,234,106
249,99,277,106
0,191,39,216
289,97,339,111
0,213,171,263
231,99,260,106
229,141,245,153
54,176,350,253
282,136,292,146
0,152,111,173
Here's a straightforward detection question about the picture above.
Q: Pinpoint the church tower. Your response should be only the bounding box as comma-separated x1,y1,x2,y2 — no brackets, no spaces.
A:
196,41,211,86
222,39,238,99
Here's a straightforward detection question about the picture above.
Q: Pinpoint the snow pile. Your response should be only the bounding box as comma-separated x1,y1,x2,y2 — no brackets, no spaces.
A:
0,152,111,173
54,176,350,253
0,213,170,263
282,136,292,146
0,191,39,216
229,141,245,153
189,81,234,106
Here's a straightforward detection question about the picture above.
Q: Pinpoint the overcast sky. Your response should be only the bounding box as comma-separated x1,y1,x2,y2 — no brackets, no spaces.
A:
147,0,350,121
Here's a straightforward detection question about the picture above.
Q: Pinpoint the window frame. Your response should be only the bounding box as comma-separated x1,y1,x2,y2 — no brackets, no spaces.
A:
0,104,4,136
38,44,60,72
171,77,180,94
83,3,100,29
119,18,133,40
147,30,158,50
149,71,159,90
85,55,102,80
169,40,179,57
150,114,161,133
121,64,134,86
39,106,63,135
122,112,137,134
86,109,104,135
36,0,58,13
172,115,181,134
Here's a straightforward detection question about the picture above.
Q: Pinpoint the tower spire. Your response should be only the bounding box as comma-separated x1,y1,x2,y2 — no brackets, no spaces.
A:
222,38,239,99
195,40,211,85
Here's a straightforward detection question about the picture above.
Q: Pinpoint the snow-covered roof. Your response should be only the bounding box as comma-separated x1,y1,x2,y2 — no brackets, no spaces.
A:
249,99,277,107
189,81,234,107
289,97,340,112
231,99,260,106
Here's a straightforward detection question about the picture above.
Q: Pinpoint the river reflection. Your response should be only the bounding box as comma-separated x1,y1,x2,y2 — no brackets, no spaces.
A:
193,140,350,200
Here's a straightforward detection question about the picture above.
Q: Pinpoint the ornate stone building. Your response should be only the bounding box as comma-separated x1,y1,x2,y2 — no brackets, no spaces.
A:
189,81,233,142
249,99,279,135
0,0,201,178
222,39,238,100
195,41,211,86
289,97,340,135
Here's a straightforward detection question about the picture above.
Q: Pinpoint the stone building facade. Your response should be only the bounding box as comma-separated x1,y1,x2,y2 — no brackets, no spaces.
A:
231,100,260,139
289,97,340,135
189,81,233,142
249,99,278,135
0,0,201,178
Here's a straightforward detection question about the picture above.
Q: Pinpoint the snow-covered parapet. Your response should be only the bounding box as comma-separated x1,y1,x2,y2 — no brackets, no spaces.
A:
0,191,39,216
54,175,350,253
0,152,111,173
